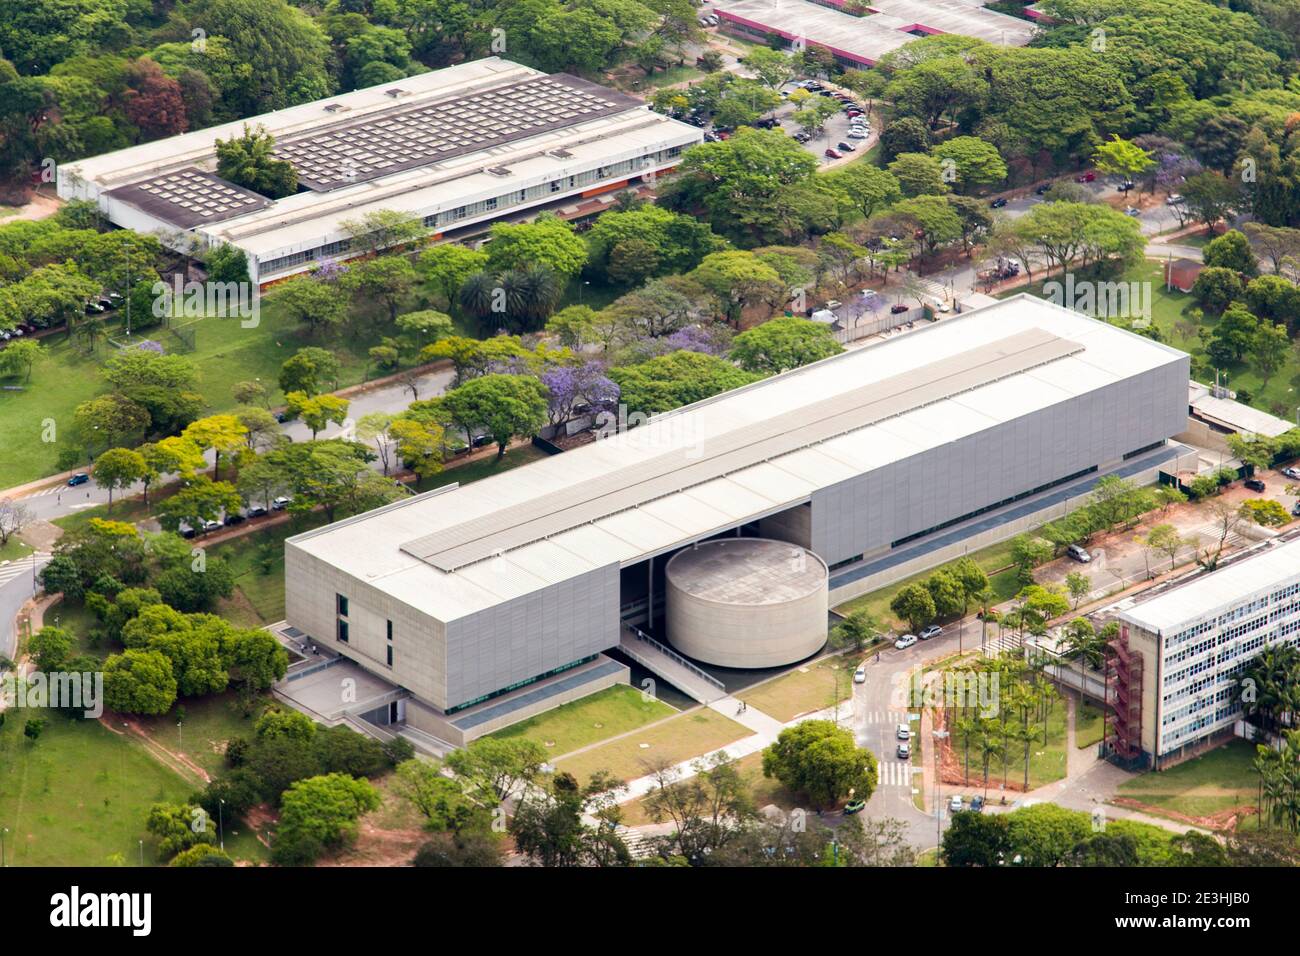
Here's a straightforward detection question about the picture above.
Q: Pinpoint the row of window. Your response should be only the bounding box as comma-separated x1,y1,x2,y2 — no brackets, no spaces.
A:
336,593,393,668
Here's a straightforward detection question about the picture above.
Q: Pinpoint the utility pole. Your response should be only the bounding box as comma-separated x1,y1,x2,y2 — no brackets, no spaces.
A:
933,729,950,848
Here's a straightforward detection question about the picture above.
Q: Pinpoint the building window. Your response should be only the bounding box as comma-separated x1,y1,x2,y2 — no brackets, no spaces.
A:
549,180,562,193
386,620,393,642
386,645,393,668
485,196,498,210
336,594,349,616
337,619,349,644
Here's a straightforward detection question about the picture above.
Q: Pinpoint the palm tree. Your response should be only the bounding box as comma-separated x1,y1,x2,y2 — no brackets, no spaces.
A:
955,715,979,783
459,270,499,319
977,720,1006,801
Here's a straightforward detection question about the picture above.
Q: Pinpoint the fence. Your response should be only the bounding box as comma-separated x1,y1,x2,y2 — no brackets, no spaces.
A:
830,304,927,344
624,623,725,692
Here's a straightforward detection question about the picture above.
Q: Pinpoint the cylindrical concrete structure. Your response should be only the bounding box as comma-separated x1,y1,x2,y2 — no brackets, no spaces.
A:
664,537,828,668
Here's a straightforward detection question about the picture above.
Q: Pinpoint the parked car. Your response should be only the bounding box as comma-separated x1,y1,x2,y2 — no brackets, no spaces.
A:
200,518,222,533
1035,183,1052,195
1117,180,1135,192
949,795,964,813
846,129,869,139
272,495,293,510
1292,501,1300,517
897,723,911,741
895,634,918,650
969,795,985,812
1166,194,1184,205
990,197,1008,208
1281,466,1300,480
837,141,857,152
1076,171,1096,182
843,798,866,815
890,303,909,314
919,624,942,640
824,148,842,159
223,512,246,526
67,473,90,486
1124,206,1141,217
179,524,197,539
247,505,268,518
1245,478,1266,492
1067,544,1092,563
897,742,911,759
853,665,866,684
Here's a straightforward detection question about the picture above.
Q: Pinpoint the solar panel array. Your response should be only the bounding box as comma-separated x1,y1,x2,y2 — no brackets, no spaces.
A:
403,329,1085,572
275,75,641,191
106,167,273,228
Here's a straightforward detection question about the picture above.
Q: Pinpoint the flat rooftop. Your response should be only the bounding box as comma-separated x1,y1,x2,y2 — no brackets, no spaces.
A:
288,294,1188,623
1120,535,1300,635
716,0,1036,63
665,538,827,605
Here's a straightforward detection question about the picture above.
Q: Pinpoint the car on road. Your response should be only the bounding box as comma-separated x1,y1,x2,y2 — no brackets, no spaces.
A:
824,148,842,159
969,795,985,812
272,495,293,510
836,141,857,152
853,665,866,683
846,129,869,139
919,624,942,640
1245,478,1266,492
1067,544,1092,563
1282,466,1300,480
1292,501,1300,517
990,197,1008,208
1124,206,1141,216
897,723,910,741
201,518,222,532
1166,193,1184,205
67,473,90,486
949,795,964,813
247,505,268,518
843,798,866,815
897,742,911,759
223,512,246,526
895,634,917,650
1035,183,1052,195
1076,171,1096,182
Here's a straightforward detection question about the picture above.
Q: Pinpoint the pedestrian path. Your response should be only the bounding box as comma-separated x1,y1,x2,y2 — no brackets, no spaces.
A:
15,484,63,501
877,760,917,788
0,552,49,587
709,695,785,738
861,710,909,725
980,631,1022,658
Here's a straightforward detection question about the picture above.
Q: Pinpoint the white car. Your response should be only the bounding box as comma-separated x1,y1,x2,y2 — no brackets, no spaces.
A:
949,795,964,813
897,742,911,759
919,624,942,640
272,495,293,511
1282,466,1300,480
895,634,918,650
897,723,910,741
853,665,867,684
1166,194,1184,205
846,129,869,139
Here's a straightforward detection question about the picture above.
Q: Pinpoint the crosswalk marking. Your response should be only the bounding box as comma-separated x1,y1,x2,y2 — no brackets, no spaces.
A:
15,484,65,500
863,710,908,724
0,552,50,586
878,761,915,787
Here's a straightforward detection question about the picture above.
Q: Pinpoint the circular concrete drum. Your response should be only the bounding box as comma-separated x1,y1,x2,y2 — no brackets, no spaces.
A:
664,537,829,669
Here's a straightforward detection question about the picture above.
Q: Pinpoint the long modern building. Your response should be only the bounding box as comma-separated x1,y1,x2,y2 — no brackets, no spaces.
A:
717,0,1038,69
282,295,1189,745
56,58,701,287
1109,534,1300,770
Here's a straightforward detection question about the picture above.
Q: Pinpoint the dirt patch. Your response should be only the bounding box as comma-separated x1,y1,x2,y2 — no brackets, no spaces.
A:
99,709,212,786
319,816,428,867
1109,796,1257,832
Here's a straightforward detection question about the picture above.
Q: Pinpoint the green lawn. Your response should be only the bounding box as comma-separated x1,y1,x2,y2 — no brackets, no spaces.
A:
417,443,550,492
1076,699,1105,749
0,713,193,866
834,537,1021,631
619,748,801,825
1115,740,1260,821
133,690,268,778
948,689,1070,793
737,656,853,722
0,536,34,562
45,597,106,660
488,684,677,758
555,707,751,786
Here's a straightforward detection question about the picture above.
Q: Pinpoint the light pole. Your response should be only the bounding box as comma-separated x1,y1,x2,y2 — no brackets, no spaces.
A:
2,826,7,866
177,720,183,754
219,799,225,852
933,729,950,847
138,839,144,866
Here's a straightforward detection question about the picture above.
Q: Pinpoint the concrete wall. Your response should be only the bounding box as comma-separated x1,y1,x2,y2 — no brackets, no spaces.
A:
758,504,813,549
812,359,1189,570
443,563,620,709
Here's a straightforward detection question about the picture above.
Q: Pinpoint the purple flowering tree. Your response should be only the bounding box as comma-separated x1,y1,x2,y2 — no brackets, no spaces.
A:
542,362,619,426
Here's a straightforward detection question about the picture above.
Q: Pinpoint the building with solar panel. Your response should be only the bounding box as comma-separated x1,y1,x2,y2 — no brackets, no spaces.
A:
280,295,1195,745
56,58,701,287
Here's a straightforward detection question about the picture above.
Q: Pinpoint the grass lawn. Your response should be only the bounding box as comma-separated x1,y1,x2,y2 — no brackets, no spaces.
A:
0,712,193,866
1115,740,1260,821
132,690,268,778
1076,698,1105,749
834,537,1021,630
555,707,750,786
948,689,1070,792
0,536,34,562
209,513,330,628
618,749,800,825
737,655,854,722
45,597,106,660
418,443,550,492
1012,260,1300,419
489,684,677,758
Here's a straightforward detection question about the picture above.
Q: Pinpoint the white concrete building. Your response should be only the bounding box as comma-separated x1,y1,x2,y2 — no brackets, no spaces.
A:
283,295,1190,745
57,58,701,287
1112,535,1300,769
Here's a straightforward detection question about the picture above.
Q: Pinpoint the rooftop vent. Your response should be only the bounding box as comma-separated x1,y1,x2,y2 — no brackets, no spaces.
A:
486,166,513,177
384,88,409,98
323,103,350,113
548,148,574,159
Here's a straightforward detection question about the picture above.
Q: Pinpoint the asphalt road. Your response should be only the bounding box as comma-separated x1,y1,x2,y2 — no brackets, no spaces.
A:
0,551,46,659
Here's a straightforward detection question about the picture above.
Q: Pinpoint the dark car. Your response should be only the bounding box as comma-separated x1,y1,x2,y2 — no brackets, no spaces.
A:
1245,478,1267,492
1035,184,1052,195
223,512,246,526
990,197,1008,208
179,524,197,539
837,141,856,152
970,795,985,813
247,505,268,518
843,799,866,815
890,304,909,314
67,473,90,486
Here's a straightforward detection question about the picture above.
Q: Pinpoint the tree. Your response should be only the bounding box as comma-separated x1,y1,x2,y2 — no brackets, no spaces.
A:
1064,570,1092,610
214,124,297,198
688,251,784,325
893,195,963,256
609,351,760,415
440,374,547,459
0,337,41,381
273,773,380,865
890,583,936,634
510,771,630,868
1252,322,1289,391
417,244,488,308
1092,135,1155,184
286,392,349,440
92,447,147,510
389,416,446,480
730,317,843,374
279,347,341,397
0,497,33,548
641,752,756,863
28,626,72,671
147,803,215,860
762,720,877,808
394,759,492,835
941,809,1011,866
395,310,452,354
887,153,948,198
103,648,178,715
338,210,424,257
156,477,242,534
338,255,418,324
266,275,347,336
932,136,1007,192
1190,267,1246,313
486,216,587,280
182,413,248,482
825,163,902,220
1181,170,1240,232
1203,229,1259,276
832,608,878,654
444,737,549,807
1240,498,1290,528
545,306,599,350
73,394,151,454
742,47,797,89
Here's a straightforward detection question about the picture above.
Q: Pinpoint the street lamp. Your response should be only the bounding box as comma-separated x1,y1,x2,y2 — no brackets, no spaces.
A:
933,729,950,847
219,798,225,852
1,826,8,866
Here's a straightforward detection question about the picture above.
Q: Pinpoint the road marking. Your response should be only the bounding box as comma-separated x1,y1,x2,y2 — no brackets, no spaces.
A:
0,553,50,585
